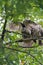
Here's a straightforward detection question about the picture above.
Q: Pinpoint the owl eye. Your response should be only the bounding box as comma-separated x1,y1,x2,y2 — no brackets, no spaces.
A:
21,23,25,27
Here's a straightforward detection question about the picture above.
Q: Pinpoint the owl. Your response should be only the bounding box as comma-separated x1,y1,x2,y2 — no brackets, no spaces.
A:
8,20,43,47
